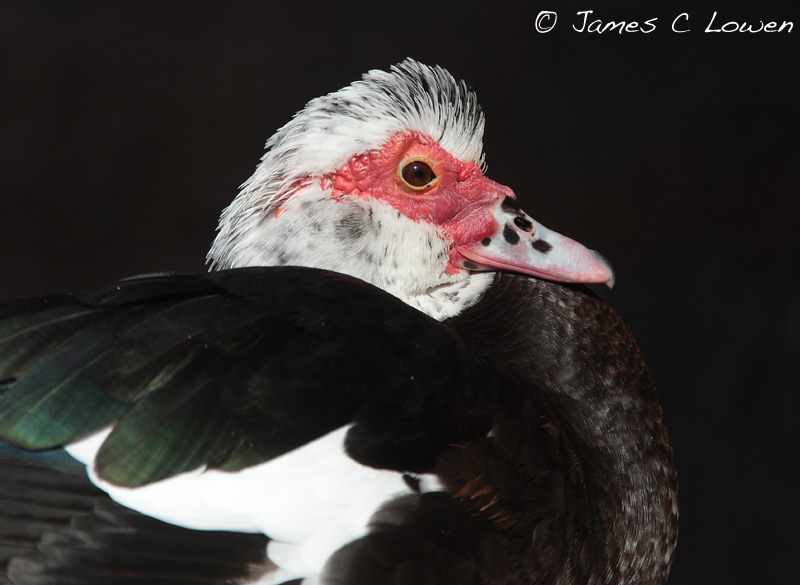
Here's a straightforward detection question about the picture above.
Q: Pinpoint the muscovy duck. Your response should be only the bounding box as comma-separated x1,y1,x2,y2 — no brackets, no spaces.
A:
0,60,678,585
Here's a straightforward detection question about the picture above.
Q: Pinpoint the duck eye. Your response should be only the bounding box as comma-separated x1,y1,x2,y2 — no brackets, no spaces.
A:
400,160,436,190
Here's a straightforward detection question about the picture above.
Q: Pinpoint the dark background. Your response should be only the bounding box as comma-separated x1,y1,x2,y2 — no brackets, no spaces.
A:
1,2,797,584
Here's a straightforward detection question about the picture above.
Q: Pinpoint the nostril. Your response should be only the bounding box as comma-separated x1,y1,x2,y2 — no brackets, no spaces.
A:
513,216,533,232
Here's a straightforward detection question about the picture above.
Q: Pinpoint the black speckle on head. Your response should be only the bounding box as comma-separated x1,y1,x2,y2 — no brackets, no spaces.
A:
282,225,295,238
311,221,322,233
513,216,533,232
481,237,491,246
463,260,479,270
503,224,520,245
357,250,376,265
336,212,366,240
501,197,520,213
318,104,337,116
531,239,553,254
420,76,432,95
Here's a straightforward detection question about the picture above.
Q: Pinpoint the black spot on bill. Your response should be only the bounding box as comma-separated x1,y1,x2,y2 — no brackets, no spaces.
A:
501,197,520,213
481,237,491,246
531,239,553,253
503,224,520,245
463,261,479,270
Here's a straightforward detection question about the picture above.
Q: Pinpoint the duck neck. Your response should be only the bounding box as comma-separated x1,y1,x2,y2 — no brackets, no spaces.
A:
447,272,678,584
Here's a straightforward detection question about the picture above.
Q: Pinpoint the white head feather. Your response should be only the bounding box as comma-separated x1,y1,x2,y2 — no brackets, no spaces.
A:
207,60,493,320
208,60,484,266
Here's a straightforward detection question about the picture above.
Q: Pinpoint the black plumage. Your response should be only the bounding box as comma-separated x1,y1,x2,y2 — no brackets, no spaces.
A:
0,59,676,585
0,268,677,584
0,268,493,486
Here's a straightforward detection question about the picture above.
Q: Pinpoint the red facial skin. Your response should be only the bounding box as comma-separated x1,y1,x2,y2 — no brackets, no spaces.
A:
325,131,513,274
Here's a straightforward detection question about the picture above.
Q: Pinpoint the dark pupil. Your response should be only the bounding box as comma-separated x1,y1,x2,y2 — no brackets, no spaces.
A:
402,161,434,187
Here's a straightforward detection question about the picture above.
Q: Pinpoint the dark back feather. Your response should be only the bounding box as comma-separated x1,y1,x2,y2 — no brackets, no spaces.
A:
0,269,677,584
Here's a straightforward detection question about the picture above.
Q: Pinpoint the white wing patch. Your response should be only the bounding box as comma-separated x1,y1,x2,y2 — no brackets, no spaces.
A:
66,425,443,582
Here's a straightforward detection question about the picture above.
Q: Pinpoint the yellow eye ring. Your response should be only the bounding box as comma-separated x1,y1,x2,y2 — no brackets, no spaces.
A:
399,159,437,191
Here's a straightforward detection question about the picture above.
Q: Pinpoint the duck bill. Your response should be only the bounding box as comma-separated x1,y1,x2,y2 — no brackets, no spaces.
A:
457,197,616,288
